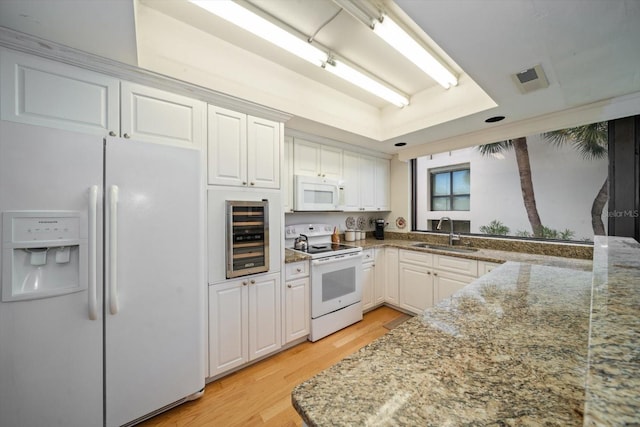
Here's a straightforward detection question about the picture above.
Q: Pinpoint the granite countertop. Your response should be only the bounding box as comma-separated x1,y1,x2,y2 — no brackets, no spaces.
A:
583,236,640,425
291,237,640,426
286,239,593,271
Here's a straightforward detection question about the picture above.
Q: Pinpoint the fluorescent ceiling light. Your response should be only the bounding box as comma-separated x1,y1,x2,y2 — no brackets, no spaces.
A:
324,59,409,107
189,0,325,67
189,0,409,107
373,14,458,89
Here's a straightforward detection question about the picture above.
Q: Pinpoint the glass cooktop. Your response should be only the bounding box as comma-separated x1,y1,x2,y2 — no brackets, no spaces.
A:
291,243,361,258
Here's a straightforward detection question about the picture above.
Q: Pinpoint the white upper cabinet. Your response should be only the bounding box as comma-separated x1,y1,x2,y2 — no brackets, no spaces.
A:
342,151,361,211
247,116,280,189
359,155,377,211
208,105,280,188
0,49,119,136
208,106,247,186
293,139,342,180
375,157,391,211
283,136,294,213
120,82,205,148
0,50,206,148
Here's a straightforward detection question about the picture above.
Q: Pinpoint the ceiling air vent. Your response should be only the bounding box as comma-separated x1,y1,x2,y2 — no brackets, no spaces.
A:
512,64,549,94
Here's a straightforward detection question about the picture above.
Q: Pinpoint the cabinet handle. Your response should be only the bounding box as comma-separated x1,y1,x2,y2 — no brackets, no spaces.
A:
287,284,292,288
296,268,302,272
242,181,247,185
108,131,116,137
317,173,321,177
123,133,130,139
434,272,438,276
322,174,325,177
242,281,248,286
250,182,255,186
427,271,431,275
250,279,256,284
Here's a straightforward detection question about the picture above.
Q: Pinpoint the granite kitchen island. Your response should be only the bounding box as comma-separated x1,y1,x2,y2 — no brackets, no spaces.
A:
292,237,640,426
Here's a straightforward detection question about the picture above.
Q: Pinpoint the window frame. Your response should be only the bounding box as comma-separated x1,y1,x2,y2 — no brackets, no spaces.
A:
430,167,470,212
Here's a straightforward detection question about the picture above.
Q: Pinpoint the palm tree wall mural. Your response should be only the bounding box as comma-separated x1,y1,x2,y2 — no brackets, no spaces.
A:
543,122,608,235
478,122,608,238
478,137,544,237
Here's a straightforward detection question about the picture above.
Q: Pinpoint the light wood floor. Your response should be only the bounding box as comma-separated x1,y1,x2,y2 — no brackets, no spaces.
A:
139,306,404,427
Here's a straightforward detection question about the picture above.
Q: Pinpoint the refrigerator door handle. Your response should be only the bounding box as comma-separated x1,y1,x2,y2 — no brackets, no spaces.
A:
88,185,99,320
109,185,119,315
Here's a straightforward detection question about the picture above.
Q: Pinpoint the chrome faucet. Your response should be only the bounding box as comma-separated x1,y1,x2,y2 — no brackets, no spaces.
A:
436,217,460,246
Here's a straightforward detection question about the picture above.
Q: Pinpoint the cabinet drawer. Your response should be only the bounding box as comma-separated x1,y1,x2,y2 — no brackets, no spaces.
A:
285,261,309,279
362,249,375,264
433,255,478,276
399,249,433,266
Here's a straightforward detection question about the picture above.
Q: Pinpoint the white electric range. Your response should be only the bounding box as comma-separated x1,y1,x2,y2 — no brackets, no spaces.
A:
285,224,363,341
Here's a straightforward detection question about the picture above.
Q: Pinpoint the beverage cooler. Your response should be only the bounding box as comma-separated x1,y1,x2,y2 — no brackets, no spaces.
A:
226,200,269,278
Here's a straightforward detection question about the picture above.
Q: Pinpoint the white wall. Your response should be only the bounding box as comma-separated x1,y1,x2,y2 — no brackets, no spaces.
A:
414,135,608,240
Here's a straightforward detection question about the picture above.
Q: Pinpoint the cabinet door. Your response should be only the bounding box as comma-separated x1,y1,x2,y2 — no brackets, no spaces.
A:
478,261,501,276
342,151,360,211
209,281,248,377
320,145,343,180
293,139,320,176
283,136,294,213
433,270,474,304
248,273,281,361
120,81,205,147
374,248,386,304
359,155,376,210
247,116,280,189
0,49,119,136
361,262,375,311
208,105,247,186
384,248,399,305
399,263,433,314
284,277,310,343
375,158,391,211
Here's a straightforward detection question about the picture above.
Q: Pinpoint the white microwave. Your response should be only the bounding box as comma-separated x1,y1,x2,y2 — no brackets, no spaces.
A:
294,175,344,211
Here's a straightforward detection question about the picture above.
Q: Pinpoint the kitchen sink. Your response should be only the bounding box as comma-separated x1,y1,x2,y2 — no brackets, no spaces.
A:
412,243,478,253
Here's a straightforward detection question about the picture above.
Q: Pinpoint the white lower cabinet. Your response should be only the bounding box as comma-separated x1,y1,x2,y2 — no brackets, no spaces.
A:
374,248,386,305
433,270,474,303
208,272,281,378
395,250,480,315
478,260,501,275
362,249,375,311
284,261,310,343
399,262,433,314
384,248,399,305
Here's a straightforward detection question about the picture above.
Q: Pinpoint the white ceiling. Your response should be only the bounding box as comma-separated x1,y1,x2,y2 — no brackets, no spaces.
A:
0,0,639,157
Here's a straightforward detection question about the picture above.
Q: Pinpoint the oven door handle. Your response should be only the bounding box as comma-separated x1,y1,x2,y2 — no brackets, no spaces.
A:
311,253,362,266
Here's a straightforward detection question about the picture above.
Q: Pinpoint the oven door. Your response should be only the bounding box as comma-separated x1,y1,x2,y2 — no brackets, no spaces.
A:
310,252,362,319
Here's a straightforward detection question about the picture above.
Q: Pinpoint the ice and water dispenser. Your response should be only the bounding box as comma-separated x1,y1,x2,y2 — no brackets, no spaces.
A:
2,211,87,302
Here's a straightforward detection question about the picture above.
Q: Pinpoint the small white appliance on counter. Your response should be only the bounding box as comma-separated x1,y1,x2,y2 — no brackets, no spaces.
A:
0,121,205,427
285,223,362,341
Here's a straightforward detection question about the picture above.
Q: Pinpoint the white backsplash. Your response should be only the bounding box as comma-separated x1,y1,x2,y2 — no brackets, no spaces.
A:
285,211,390,233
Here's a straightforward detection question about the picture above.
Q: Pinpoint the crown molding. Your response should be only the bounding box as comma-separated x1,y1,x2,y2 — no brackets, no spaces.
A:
0,26,292,123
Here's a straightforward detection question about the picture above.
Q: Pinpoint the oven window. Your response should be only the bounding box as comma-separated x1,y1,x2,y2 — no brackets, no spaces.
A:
322,267,356,302
304,189,334,204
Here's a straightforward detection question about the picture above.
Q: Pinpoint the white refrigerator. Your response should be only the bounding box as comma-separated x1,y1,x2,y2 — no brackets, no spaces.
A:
0,121,205,427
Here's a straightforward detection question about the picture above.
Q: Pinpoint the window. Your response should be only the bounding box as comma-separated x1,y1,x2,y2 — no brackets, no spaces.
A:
430,168,470,211
428,220,470,233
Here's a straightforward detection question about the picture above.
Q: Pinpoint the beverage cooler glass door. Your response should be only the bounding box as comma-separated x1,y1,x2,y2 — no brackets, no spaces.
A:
311,253,362,318
226,200,269,278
